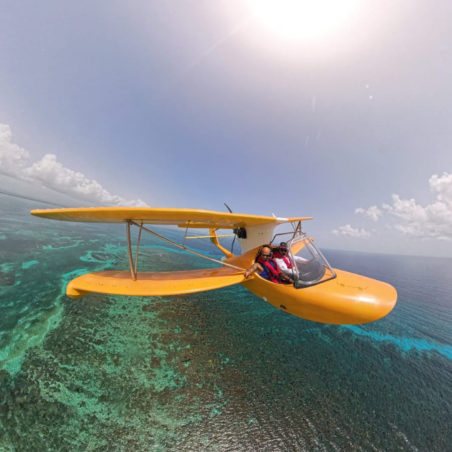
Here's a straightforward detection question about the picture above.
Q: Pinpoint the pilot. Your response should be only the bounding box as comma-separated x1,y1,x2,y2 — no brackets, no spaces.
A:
273,242,308,278
244,245,294,284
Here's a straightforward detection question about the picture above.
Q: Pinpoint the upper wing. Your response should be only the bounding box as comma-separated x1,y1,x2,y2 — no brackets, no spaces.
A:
30,207,312,229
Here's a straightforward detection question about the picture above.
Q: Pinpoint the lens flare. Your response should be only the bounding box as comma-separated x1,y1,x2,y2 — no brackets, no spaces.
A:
245,0,359,40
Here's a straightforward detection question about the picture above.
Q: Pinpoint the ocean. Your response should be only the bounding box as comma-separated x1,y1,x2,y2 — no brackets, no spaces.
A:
0,192,451,451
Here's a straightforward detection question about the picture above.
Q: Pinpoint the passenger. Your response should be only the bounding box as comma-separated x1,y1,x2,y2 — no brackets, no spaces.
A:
244,245,294,284
273,242,308,279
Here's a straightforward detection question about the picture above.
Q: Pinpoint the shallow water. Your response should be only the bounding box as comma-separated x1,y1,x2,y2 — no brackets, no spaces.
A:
0,193,451,451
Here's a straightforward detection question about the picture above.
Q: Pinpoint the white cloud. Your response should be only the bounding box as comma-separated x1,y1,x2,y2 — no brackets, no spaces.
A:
382,173,452,240
332,224,372,238
355,205,383,222
347,172,452,242
0,124,147,206
0,124,30,177
430,172,452,205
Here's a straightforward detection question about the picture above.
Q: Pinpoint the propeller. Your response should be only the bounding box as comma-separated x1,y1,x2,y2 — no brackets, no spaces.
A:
223,203,247,253
224,203,233,213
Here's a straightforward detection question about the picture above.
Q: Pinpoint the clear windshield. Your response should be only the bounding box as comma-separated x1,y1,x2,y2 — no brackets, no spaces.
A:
286,234,336,288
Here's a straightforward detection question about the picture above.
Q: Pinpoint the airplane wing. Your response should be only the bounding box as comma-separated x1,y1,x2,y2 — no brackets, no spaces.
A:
32,207,313,300
67,267,245,299
30,207,312,228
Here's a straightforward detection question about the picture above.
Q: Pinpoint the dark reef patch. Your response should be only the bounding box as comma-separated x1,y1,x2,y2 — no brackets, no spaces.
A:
0,271,15,286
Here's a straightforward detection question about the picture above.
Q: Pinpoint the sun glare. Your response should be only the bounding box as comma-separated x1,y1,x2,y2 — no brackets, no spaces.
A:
245,0,359,40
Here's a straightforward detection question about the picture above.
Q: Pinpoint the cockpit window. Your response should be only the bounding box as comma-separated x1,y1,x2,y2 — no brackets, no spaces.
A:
286,234,336,288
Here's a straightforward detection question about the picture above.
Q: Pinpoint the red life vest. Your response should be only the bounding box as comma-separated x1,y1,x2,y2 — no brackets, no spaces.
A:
257,256,281,284
273,251,293,269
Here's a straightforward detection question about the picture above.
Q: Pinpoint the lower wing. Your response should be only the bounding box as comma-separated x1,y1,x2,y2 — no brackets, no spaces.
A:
66,267,245,299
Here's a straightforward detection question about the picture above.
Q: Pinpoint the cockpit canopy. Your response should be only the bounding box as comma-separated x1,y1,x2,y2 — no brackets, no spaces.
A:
286,234,336,288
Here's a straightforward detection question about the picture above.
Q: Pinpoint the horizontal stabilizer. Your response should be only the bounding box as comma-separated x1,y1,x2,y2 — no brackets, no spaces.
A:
66,267,245,299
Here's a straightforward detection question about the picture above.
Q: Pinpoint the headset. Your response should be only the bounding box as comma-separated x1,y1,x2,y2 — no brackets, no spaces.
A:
256,244,273,259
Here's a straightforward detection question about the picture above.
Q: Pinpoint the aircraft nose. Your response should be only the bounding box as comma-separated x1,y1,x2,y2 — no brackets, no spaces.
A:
357,281,397,322
333,269,398,324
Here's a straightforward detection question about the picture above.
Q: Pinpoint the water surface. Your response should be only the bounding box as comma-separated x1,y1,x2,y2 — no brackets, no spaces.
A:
0,193,451,451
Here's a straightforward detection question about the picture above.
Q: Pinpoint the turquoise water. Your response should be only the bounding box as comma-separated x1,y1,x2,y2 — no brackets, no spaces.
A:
0,193,451,451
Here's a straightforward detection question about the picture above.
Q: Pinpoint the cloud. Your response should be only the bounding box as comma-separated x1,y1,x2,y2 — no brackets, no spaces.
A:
332,224,372,238
355,205,383,222
430,172,452,205
0,124,147,206
0,124,30,177
382,172,452,241
345,173,452,242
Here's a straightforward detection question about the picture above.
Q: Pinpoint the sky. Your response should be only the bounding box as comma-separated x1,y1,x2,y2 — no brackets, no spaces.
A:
1,0,452,257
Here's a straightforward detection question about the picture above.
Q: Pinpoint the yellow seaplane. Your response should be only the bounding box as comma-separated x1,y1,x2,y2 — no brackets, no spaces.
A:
30,207,397,325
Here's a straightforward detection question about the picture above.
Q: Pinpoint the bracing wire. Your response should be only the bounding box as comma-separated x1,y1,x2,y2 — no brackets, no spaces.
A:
129,221,246,271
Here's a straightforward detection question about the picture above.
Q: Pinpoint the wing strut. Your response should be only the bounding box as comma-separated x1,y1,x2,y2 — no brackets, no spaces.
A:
134,221,143,275
126,221,137,280
128,220,246,276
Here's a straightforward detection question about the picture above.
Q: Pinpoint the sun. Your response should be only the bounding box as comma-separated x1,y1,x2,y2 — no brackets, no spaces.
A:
245,0,359,40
